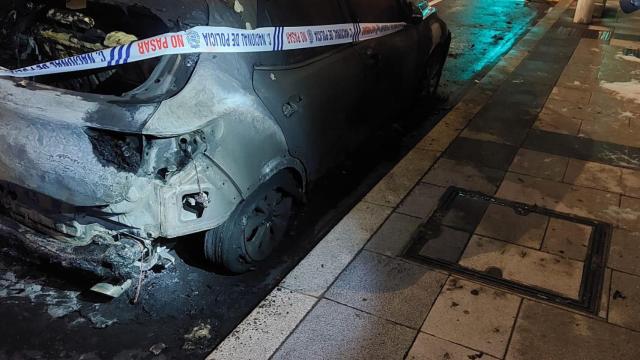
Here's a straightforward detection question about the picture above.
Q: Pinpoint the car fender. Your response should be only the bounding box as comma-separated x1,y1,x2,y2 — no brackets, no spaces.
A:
143,53,306,198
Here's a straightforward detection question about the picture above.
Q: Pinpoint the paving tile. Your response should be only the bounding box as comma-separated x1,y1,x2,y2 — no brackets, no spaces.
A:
416,107,473,152
590,87,640,115
444,137,518,171
545,97,620,123
493,80,556,113
533,107,583,136
459,235,584,298
524,129,640,170
610,38,640,49
541,218,591,261
528,38,579,63
281,202,392,297
549,86,592,105
570,39,606,67
580,120,640,149
366,213,423,257
460,127,516,145
397,183,446,219
622,168,640,198
563,159,624,193
272,299,416,360
423,277,521,358
463,103,539,146
364,149,440,207
608,271,640,332
457,87,494,116
418,225,471,263
509,148,569,182
207,288,317,360
619,196,640,231
422,158,505,195
496,172,620,225
475,204,549,248
406,333,499,360
325,250,447,329
510,59,567,85
611,226,640,273
506,300,640,360
557,63,599,90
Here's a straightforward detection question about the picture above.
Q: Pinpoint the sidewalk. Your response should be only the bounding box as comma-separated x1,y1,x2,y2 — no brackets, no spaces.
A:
210,1,640,359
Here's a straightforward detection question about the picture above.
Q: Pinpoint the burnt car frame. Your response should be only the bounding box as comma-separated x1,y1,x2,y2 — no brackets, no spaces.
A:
0,0,450,278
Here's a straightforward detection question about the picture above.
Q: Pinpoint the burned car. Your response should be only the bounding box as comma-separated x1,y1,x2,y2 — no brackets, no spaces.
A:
0,0,450,278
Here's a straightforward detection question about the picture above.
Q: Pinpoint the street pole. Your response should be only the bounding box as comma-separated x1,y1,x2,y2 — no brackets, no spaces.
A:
574,0,595,24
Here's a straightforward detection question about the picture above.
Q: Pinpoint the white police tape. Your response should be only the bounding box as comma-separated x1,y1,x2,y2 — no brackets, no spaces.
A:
0,22,406,78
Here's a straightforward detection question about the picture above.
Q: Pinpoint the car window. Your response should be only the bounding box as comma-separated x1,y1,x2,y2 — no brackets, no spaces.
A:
347,0,404,23
257,0,349,66
262,0,348,26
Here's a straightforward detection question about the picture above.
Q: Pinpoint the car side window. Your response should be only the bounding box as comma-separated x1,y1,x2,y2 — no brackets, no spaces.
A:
257,0,349,66
347,0,404,23
262,0,347,26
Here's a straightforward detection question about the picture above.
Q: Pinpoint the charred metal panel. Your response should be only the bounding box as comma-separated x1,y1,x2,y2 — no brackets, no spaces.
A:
0,105,136,206
0,214,144,279
0,78,157,132
144,54,304,198
158,155,242,238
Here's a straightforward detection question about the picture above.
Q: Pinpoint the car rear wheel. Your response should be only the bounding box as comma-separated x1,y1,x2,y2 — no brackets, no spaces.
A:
424,46,446,97
204,171,299,273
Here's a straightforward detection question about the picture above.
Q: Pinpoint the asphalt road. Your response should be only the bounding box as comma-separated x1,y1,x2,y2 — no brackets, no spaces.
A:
0,1,550,359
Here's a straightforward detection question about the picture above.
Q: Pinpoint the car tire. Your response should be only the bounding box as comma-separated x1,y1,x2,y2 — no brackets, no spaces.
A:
424,46,446,97
204,171,299,273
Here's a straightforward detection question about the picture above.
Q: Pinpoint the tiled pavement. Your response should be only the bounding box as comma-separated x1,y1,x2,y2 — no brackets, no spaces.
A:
210,2,640,359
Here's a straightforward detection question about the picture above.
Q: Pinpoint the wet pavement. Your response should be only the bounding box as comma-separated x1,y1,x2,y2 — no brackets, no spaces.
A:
0,1,551,359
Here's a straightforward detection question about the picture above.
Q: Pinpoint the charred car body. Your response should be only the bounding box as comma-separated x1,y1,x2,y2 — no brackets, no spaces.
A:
0,0,450,278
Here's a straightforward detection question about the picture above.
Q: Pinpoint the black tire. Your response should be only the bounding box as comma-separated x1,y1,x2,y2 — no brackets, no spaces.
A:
424,46,446,97
204,171,299,273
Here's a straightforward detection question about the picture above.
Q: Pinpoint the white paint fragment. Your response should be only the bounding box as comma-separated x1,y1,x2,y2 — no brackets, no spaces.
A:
600,80,640,104
245,22,252,30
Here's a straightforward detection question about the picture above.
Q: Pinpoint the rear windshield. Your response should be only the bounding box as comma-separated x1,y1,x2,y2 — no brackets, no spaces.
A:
0,0,207,96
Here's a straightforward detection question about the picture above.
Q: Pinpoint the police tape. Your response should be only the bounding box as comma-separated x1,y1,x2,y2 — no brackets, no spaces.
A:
0,22,407,78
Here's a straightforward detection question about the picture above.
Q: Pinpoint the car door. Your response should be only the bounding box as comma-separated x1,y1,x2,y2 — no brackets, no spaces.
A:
346,0,425,120
253,0,376,181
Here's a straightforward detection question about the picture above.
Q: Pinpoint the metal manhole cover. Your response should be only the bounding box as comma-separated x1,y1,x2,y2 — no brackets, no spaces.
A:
404,187,611,314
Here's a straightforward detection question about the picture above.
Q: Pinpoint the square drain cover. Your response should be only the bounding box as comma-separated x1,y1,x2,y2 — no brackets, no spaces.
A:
404,187,611,314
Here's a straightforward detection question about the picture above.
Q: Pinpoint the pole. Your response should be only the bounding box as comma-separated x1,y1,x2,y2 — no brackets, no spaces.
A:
574,0,595,24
